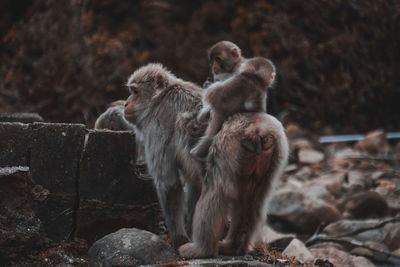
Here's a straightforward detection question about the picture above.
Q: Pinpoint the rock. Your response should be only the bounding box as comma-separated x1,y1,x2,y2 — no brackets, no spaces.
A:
282,238,314,263
0,113,44,123
351,241,389,261
77,130,159,245
284,164,298,173
343,170,372,191
340,191,388,219
350,247,373,258
290,138,312,163
323,219,400,251
184,258,274,266
30,123,86,194
314,258,334,267
371,171,385,180
298,148,324,164
303,172,346,198
268,188,340,234
29,123,86,240
393,248,400,256
310,246,376,267
375,179,396,196
0,122,30,167
0,167,44,263
285,123,305,140
354,129,389,154
88,228,177,267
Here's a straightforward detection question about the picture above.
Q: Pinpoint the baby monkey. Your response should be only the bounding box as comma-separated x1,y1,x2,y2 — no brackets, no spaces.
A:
191,57,276,160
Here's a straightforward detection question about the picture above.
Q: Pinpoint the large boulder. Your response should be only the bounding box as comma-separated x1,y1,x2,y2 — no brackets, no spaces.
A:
88,228,176,267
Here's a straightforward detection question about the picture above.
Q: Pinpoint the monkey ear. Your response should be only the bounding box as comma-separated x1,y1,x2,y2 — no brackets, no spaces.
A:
231,48,239,58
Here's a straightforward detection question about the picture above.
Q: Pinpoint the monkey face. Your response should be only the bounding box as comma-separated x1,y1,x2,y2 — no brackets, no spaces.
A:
124,66,169,123
210,51,239,75
208,43,241,76
124,80,148,123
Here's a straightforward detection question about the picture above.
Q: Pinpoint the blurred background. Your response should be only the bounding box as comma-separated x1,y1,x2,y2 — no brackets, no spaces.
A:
1,0,399,133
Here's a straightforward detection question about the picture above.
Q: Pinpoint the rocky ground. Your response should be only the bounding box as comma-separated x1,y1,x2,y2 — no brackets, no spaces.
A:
1,115,400,266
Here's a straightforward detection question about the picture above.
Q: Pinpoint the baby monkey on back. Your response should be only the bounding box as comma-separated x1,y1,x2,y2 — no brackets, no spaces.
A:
191,56,276,160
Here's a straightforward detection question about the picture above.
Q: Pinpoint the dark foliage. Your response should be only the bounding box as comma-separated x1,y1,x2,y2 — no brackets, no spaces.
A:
1,0,399,131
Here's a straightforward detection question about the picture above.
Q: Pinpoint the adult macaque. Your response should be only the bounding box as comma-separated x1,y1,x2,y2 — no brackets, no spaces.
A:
124,63,288,257
124,64,204,247
191,57,276,160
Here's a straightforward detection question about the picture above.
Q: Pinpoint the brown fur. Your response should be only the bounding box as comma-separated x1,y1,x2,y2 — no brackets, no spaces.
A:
191,57,276,160
179,112,289,258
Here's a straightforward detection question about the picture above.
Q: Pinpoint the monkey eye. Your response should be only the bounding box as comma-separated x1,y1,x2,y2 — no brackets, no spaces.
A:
215,57,222,64
129,82,140,95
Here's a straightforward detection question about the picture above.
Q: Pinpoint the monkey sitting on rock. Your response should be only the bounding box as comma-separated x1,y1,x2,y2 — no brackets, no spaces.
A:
190,56,276,160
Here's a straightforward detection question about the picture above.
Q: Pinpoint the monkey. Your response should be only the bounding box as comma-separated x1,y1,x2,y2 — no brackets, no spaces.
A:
179,112,289,258
191,57,276,160
124,63,205,248
94,100,134,131
204,41,246,88
123,63,288,257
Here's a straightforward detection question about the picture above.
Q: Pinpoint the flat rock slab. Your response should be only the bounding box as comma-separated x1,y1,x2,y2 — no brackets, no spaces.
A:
88,228,177,267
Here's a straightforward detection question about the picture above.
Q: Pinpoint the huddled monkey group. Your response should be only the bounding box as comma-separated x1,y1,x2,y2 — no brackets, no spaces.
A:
96,41,288,258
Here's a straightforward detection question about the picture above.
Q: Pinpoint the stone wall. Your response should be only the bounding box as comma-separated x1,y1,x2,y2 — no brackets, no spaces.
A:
0,122,159,257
